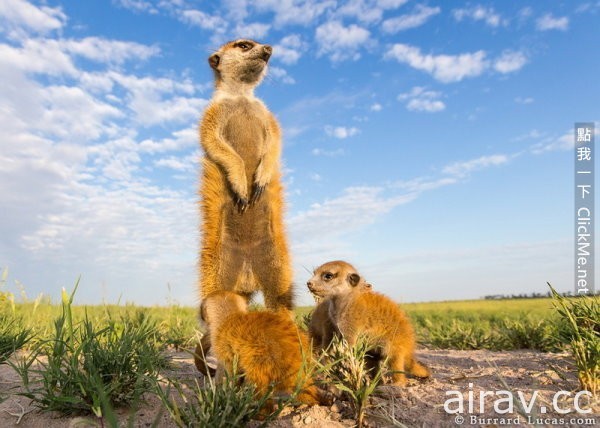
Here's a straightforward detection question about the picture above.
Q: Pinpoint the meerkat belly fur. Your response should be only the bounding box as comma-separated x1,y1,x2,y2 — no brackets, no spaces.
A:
201,291,321,406
307,261,430,386
196,40,293,374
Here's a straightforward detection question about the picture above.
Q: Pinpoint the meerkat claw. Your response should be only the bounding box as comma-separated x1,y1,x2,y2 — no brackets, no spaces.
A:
235,196,249,213
250,184,265,205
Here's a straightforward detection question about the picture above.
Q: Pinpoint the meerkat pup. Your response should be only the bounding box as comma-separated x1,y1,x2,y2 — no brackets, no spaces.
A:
307,261,430,386
200,291,322,406
308,262,372,351
196,39,293,373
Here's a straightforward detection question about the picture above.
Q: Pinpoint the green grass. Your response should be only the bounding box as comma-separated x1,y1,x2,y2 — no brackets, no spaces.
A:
156,361,284,428
3,296,571,354
550,285,599,396
11,284,168,419
320,336,386,428
2,271,597,426
0,314,31,365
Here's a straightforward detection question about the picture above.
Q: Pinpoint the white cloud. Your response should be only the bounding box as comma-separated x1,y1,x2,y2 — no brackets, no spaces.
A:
113,0,159,14
336,0,408,24
0,0,66,36
64,37,160,64
154,151,199,172
255,0,336,27
311,148,345,157
315,21,371,62
180,9,227,30
453,5,504,27
108,72,207,126
39,85,123,141
518,7,533,21
442,154,509,177
530,131,572,154
233,22,270,39
385,44,488,83
536,14,569,31
309,172,322,182
0,39,78,76
514,97,534,105
493,50,527,73
392,176,458,193
325,125,359,139
398,86,445,113
273,34,305,65
269,66,296,84
370,103,382,111
139,127,198,154
382,5,440,33
406,98,445,113
289,186,415,258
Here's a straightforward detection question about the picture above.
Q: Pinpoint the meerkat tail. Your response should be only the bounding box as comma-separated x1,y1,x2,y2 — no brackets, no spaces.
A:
408,358,431,378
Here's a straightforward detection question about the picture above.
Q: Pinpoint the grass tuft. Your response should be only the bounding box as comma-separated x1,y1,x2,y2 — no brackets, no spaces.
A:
156,360,282,428
320,336,385,428
550,284,599,396
13,282,168,418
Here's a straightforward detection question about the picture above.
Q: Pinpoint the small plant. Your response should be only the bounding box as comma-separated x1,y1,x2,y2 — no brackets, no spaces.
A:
157,360,282,428
14,283,168,418
159,304,196,351
421,318,507,350
321,336,385,428
500,317,563,352
0,314,31,364
550,284,599,396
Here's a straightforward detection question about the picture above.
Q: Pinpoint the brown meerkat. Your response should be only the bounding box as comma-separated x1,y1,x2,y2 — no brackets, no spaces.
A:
307,261,430,386
308,262,372,351
200,291,323,406
195,39,293,373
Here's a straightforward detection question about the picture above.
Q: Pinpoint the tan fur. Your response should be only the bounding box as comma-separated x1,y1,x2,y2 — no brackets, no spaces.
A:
307,261,369,351
199,39,293,308
308,261,430,386
196,40,293,373
201,291,321,406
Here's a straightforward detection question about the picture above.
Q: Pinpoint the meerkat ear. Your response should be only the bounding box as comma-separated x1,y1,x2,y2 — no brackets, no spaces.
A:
348,273,361,287
208,53,220,70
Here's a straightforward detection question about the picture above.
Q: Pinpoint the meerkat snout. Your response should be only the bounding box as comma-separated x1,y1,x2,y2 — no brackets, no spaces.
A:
261,45,272,61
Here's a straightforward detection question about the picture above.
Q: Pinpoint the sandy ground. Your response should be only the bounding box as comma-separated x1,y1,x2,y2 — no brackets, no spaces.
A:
0,349,598,428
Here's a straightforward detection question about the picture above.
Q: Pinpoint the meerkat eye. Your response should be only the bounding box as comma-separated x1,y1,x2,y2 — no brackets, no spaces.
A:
323,272,334,281
236,42,252,51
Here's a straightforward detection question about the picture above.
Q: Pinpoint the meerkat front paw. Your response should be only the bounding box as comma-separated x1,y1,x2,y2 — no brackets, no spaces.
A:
250,183,266,205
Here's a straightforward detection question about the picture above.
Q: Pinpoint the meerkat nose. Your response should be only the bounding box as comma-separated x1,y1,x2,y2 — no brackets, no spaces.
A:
306,280,313,290
262,45,272,61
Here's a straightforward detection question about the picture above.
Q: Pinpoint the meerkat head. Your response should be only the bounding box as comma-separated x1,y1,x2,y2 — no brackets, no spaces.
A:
208,39,272,91
200,291,248,329
306,260,370,299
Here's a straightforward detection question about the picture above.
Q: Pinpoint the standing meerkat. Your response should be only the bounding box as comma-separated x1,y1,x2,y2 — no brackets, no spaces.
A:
201,291,323,406
195,39,293,373
307,261,430,386
199,38,293,307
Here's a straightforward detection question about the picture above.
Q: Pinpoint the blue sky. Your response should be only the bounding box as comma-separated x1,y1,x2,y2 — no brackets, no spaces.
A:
0,0,598,306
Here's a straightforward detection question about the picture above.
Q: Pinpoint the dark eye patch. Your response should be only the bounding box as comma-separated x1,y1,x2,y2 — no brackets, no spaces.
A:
322,272,337,281
234,41,254,50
